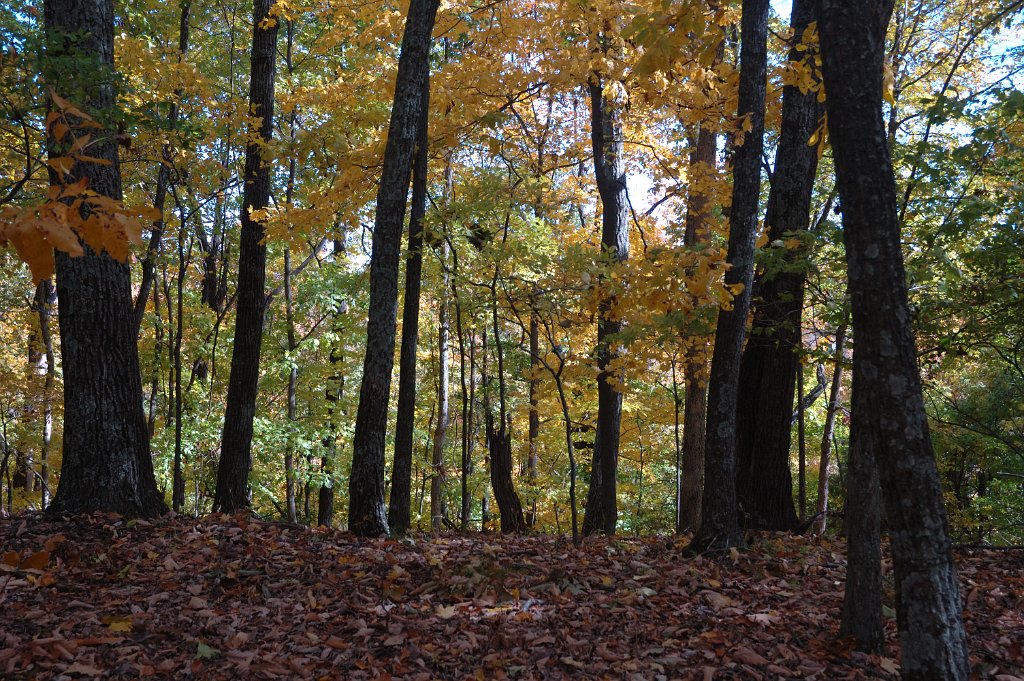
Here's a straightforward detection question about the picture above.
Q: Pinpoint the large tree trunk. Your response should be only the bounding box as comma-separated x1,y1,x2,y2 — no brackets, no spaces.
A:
689,0,769,553
678,120,717,534
840,422,883,651
389,76,430,535
820,2,969,678
583,76,630,536
733,0,821,532
348,0,439,536
214,0,279,512
43,0,166,518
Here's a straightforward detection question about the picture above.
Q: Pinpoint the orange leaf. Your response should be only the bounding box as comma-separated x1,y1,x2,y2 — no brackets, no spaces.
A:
21,550,50,571
2,550,20,566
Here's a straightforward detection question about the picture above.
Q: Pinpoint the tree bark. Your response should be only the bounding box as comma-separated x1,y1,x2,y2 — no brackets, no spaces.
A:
583,72,630,536
389,76,430,535
348,0,439,536
214,0,279,512
820,1,969,677
431,268,450,532
813,321,846,535
733,0,821,532
43,0,166,518
678,121,716,534
689,0,769,552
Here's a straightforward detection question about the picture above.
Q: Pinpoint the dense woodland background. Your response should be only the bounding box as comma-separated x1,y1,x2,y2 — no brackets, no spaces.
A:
0,0,1021,546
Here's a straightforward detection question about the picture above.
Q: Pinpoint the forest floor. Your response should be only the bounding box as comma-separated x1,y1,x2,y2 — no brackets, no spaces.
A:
1,514,1021,680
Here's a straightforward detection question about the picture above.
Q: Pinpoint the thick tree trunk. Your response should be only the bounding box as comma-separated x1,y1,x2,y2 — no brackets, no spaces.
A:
840,410,883,651
690,0,769,552
678,121,716,534
44,0,166,519
733,0,821,532
820,2,969,678
389,76,430,534
582,76,630,536
214,0,279,512
349,0,439,536
813,322,846,535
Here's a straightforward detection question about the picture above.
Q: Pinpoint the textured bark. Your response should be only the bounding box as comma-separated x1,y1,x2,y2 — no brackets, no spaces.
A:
526,312,540,527
349,0,439,536
820,2,969,677
733,0,821,532
389,76,430,535
582,77,629,536
43,0,166,518
690,0,769,552
813,322,846,535
840,413,883,651
214,0,279,513
678,122,716,535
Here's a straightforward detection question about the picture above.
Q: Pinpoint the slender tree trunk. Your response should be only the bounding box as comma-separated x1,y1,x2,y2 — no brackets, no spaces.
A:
431,270,450,532
43,0,166,518
455,299,472,531
690,0,769,552
214,0,279,512
389,76,431,534
35,280,56,509
349,0,439,536
820,2,969,677
813,322,846,535
133,0,191,333
733,0,820,532
173,199,190,512
678,123,716,534
527,311,540,527
484,277,526,533
583,73,630,536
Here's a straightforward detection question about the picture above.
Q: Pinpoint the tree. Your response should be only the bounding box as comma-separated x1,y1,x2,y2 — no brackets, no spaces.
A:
582,74,630,536
819,1,969,677
689,0,770,552
388,76,430,535
733,0,822,531
348,0,440,536
214,0,280,513
43,0,166,518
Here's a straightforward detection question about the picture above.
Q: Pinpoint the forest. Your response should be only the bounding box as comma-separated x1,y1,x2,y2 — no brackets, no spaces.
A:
0,0,1022,678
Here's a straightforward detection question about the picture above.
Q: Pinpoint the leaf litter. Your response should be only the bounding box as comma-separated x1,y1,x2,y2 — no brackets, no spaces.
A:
1,514,1021,679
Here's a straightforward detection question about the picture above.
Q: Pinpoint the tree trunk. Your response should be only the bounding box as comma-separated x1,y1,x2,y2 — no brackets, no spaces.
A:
214,0,279,513
820,2,969,677
431,268,450,532
733,0,820,532
840,424,884,651
133,0,191,333
43,0,166,518
483,308,526,534
172,199,190,512
389,75,431,535
583,75,630,536
678,121,716,534
34,280,56,509
813,321,846,535
689,0,769,553
527,311,540,527
348,0,439,536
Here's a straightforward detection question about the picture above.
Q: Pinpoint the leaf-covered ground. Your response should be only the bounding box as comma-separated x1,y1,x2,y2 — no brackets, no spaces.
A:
1,515,1021,680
